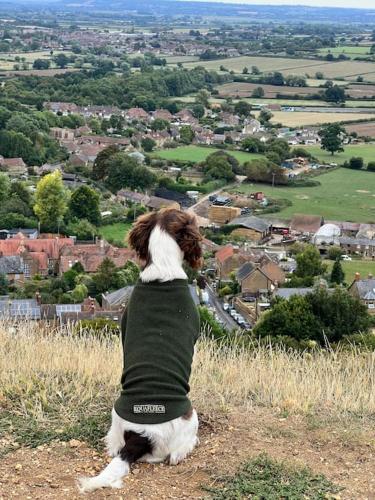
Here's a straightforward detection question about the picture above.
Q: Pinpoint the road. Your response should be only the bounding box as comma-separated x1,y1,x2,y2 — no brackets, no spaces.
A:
206,283,238,331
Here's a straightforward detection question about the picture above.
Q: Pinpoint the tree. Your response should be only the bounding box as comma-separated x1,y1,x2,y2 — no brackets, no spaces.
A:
0,130,34,163
105,152,156,192
92,257,120,293
259,109,273,125
327,246,343,261
92,145,118,180
151,118,169,131
195,89,210,108
69,185,101,225
0,273,8,295
367,161,375,172
67,218,98,240
324,85,346,103
202,154,236,183
254,288,370,348
71,283,88,303
191,104,205,119
33,170,69,231
0,173,11,204
319,124,345,156
330,259,345,284
295,245,325,280
33,59,50,70
241,137,265,154
54,53,69,68
252,87,265,98
179,125,195,144
234,100,252,117
141,137,156,152
242,67,249,74
347,157,364,170
251,66,260,75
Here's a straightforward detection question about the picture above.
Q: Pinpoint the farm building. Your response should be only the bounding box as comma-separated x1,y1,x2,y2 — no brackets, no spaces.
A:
290,214,323,235
313,223,341,246
208,205,241,225
229,216,271,242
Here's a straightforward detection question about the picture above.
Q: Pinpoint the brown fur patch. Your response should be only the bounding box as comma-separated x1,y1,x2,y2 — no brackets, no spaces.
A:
181,407,194,420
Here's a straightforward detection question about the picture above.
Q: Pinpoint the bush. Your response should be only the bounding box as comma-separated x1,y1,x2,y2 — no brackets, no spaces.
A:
74,318,120,337
367,161,375,172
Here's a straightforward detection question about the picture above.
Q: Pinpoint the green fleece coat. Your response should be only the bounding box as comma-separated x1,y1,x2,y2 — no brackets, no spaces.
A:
114,279,200,424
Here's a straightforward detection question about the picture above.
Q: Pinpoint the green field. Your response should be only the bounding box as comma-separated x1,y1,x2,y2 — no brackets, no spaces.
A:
319,46,372,59
325,259,375,282
306,144,375,165
236,168,375,222
99,222,131,245
155,146,264,164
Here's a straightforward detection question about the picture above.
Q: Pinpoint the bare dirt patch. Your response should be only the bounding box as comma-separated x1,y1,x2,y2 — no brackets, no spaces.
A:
1,409,374,500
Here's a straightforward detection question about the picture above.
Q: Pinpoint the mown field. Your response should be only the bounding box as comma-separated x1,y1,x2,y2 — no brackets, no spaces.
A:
269,111,375,127
345,122,375,137
155,146,264,163
183,55,375,80
306,144,375,164
235,168,375,222
319,46,372,59
99,222,131,245
0,50,72,71
325,259,375,282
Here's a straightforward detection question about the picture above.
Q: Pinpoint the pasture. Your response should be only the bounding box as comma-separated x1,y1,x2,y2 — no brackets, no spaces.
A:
269,111,375,127
319,46,372,59
306,144,375,164
155,146,264,163
324,259,375,282
99,222,131,245
235,168,375,222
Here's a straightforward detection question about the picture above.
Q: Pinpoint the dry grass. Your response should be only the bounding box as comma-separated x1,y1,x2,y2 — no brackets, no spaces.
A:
269,111,375,127
1,320,375,432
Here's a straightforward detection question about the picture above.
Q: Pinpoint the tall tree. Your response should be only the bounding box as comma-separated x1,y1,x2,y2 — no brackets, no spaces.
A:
34,170,69,231
92,145,118,180
319,124,345,156
295,245,325,279
69,185,101,225
330,259,345,284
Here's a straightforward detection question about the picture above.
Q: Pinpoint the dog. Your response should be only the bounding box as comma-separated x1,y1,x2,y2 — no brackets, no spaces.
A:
79,208,203,493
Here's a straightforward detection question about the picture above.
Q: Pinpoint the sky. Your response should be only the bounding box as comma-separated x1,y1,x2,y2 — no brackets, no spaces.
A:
190,0,374,8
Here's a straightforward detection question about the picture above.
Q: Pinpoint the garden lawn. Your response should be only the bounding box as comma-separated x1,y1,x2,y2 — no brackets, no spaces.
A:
99,222,131,245
306,144,375,165
155,146,264,164
236,168,375,222
325,259,375,282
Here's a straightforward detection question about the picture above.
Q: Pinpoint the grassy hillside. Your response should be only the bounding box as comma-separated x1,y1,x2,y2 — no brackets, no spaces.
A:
155,146,264,164
236,168,375,222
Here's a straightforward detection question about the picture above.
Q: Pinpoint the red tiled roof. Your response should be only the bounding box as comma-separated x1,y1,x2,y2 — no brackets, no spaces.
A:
0,238,74,260
215,244,234,264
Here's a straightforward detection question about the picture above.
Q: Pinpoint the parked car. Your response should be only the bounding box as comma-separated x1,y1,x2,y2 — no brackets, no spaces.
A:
341,255,352,261
223,302,230,311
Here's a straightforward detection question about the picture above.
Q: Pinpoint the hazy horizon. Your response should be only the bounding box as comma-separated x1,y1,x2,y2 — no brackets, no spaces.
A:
183,0,374,9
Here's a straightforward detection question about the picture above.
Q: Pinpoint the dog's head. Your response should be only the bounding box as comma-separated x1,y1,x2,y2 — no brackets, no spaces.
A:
128,208,203,270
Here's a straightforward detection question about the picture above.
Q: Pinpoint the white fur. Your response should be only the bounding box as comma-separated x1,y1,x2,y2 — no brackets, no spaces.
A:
78,408,199,493
140,225,187,283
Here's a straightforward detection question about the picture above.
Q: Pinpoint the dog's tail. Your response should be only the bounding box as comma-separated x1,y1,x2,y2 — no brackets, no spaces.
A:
78,430,153,493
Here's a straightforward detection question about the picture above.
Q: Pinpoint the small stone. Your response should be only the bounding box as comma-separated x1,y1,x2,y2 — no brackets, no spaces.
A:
15,464,22,471
69,439,81,448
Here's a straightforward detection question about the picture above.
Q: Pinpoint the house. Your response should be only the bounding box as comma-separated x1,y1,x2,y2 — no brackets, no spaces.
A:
117,189,150,206
218,112,240,127
44,102,79,115
215,244,249,280
0,237,74,277
152,109,173,121
0,255,25,283
175,109,198,125
0,228,39,240
0,157,27,175
348,274,375,314
208,205,241,225
146,196,180,211
290,214,323,235
274,288,314,300
125,107,149,121
50,127,75,141
229,216,271,242
242,119,261,135
338,236,375,258
59,241,135,274
237,260,285,296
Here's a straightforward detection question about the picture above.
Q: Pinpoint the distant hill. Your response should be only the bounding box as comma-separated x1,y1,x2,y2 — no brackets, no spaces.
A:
3,0,375,23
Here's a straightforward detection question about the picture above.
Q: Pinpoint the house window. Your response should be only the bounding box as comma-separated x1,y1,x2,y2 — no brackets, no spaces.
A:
23,263,30,278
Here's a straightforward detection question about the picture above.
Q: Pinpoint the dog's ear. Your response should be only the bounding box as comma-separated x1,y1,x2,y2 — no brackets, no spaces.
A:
128,211,158,262
177,213,203,270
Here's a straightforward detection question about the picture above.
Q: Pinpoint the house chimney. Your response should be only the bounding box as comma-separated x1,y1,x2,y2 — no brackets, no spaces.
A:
355,272,361,281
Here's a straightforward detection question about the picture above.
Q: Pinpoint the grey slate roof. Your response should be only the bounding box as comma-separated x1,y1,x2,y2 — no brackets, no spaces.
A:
275,288,313,299
0,256,24,274
339,236,375,247
236,262,255,282
352,279,375,299
230,216,270,233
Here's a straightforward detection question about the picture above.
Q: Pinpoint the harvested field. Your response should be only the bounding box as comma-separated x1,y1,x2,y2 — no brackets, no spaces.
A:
270,111,375,127
345,121,375,137
0,68,80,77
347,84,375,98
183,55,330,74
217,82,321,99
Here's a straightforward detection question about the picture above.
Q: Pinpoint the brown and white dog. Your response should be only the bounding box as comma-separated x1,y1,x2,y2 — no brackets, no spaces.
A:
78,208,202,493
